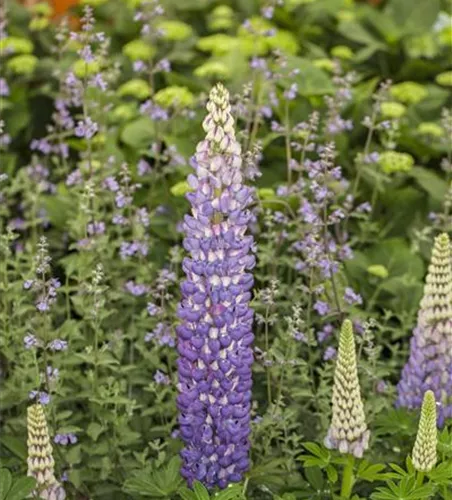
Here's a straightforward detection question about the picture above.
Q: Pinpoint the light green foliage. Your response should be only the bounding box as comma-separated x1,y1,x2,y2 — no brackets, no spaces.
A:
379,151,414,174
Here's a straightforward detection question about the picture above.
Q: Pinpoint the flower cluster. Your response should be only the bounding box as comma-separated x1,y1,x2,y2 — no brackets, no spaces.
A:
27,404,65,500
412,390,437,473
176,83,255,488
396,233,452,426
325,319,370,458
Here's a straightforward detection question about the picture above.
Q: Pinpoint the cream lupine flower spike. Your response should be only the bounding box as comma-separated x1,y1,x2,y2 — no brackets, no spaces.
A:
324,319,370,458
412,390,437,473
27,404,66,500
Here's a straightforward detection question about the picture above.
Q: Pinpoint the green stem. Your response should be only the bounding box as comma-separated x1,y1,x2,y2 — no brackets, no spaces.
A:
340,454,355,499
416,471,424,488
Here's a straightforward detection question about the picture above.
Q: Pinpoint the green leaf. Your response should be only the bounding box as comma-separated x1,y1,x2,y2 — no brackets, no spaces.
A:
0,469,12,500
387,0,440,35
86,422,104,442
192,481,210,500
357,462,387,482
121,117,155,149
178,487,197,500
5,477,36,500
279,57,334,96
409,167,448,203
214,484,245,499
0,438,27,461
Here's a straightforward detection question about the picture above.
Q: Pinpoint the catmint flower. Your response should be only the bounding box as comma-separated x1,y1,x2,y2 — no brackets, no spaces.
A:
0,78,9,96
284,83,298,100
177,84,255,489
396,233,452,426
147,302,161,316
412,390,437,472
48,339,68,352
154,370,170,385
54,433,78,446
23,280,34,290
344,287,363,306
323,346,337,361
314,300,330,316
324,319,370,458
125,281,149,296
27,404,66,500
29,391,50,405
317,324,333,343
24,334,39,349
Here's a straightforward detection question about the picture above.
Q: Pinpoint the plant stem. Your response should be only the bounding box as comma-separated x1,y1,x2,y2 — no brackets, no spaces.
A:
416,471,424,488
340,454,355,499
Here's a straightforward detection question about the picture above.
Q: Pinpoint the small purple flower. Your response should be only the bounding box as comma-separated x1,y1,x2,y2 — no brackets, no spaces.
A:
314,300,330,316
154,370,170,385
75,117,98,139
376,380,387,394
24,334,38,349
54,433,78,446
317,324,333,343
24,280,34,290
29,391,50,405
36,300,50,312
344,287,363,306
137,159,152,176
323,347,337,361
125,281,149,296
147,302,161,316
0,78,9,97
284,83,298,101
48,339,68,352
293,331,307,343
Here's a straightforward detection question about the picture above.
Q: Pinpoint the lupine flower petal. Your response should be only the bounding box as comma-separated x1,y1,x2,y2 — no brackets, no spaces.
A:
177,83,255,489
412,390,437,472
396,233,452,426
324,319,370,458
27,404,66,500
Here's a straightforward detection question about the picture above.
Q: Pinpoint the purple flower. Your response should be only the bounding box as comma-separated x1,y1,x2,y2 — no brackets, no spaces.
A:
284,83,298,101
154,370,170,385
147,302,161,316
48,339,68,352
317,324,333,343
24,334,38,349
323,347,337,361
177,85,255,489
125,280,149,296
344,287,363,306
0,78,9,96
29,391,50,405
75,117,98,139
54,433,78,445
396,234,452,426
24,280,34,290
314,300,330,316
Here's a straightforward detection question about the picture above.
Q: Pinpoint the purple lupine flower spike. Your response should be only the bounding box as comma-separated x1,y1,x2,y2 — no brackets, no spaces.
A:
177,83,255,489
396,233,452,426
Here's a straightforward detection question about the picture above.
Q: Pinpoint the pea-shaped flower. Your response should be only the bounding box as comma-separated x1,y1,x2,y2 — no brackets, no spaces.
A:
27,404,65,500
324,319,370,458
412,390,437,473
396,233,452,426
176,83,255,489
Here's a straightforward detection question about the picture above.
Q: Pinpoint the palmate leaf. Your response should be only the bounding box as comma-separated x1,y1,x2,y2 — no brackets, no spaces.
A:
123,457,183,498
0,471,35,500
356,461,387,482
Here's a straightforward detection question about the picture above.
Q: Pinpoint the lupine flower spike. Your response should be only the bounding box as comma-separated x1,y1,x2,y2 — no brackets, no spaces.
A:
396,233,452,426
325,319,370,458
176,83,255,488
27,404,66,500
412,390,437,473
